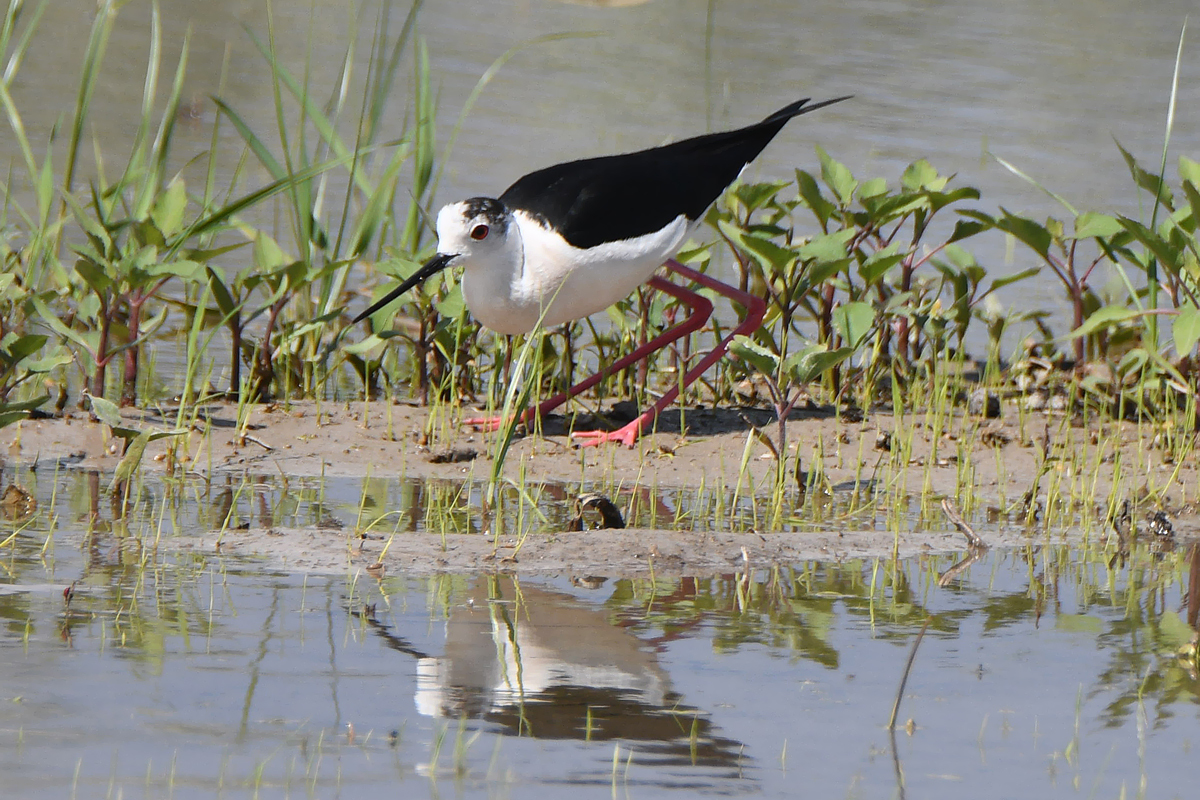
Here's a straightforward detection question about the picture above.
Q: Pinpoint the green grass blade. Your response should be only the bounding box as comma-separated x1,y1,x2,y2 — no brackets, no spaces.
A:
0,79,39,190
211,96,288,179
365,0,421,142
988,152,1078,217
166,148,368,257
202,43,233,226
1146,17,1187,344
1,0,47,86
149,25,191,199
241,25,379,198
63,0,115,197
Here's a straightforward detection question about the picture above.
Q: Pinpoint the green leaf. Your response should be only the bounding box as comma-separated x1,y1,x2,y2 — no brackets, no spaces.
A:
75,258,114,294
798,229,852,262
988,266,1041,292
858,246,903,284
343,335,389,355
30,297,98,356
832,301,875,349
795,168,836,226
948,219,986,243
1118,216,1181,273
900,159,941,191
995,212,1052,259
60,190,112,252
2,334,48,363
804,257,849,288
817,146,857,206
729,335,781,376
785,344,854,384
717,219,797,272
1116,139,1174,210
24,351,74,374
1172,306,1200,355
144,259,204,280
0,395,50,416
110,429,152,492
732,180,790,213
857,177,888,200
151,178,188,238
1180,180,1200,232
0,411,31,429
181,242,249,262
1074,212,1122,240
926,185,978,208
1178,155,1200,187
252,232,290,271
1068,305,1139,340
862,191,927,222
435,284,466,319
1115,347,1149,377
88,393,123,428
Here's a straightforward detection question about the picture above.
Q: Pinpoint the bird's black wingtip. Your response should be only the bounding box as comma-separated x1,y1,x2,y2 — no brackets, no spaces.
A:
763,95,854,125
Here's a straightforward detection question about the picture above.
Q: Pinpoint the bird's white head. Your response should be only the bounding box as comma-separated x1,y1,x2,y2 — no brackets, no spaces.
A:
434,197,515,268
351,196,520,325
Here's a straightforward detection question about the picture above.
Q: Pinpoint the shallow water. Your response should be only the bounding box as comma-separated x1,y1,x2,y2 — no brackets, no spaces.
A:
1,467,1197,798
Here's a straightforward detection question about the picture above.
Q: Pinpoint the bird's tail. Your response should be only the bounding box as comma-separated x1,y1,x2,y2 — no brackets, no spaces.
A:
761,95,853,125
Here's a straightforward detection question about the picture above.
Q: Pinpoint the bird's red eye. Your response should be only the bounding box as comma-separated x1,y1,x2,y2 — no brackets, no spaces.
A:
470,224,489,241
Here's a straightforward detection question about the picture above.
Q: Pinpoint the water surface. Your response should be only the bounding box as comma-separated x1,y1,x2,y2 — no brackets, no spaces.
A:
1,467,1197,798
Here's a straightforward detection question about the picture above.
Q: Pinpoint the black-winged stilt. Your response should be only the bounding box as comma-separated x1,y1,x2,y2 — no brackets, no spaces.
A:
355,96,851,446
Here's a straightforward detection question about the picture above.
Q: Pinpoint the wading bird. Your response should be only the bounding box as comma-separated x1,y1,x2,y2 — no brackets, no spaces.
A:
355,96,850,446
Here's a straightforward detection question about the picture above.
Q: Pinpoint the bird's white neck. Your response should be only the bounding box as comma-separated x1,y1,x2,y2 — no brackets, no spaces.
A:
459,218,535,335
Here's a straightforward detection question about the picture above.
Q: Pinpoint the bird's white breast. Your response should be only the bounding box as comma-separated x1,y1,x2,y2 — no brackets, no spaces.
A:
462,211,692,334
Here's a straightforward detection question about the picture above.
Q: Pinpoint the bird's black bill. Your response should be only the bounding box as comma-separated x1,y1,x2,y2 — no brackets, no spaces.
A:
353,252,457,324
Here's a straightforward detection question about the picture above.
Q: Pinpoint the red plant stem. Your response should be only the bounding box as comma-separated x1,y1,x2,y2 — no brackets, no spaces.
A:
416,311,429,406
229,320,243,395
90,296,113,400
252,296,287,401
122,294,144,406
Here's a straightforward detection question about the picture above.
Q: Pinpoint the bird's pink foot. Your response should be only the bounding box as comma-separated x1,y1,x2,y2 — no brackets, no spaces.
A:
464,406,542,432
462,414,505,432
571,420,644,448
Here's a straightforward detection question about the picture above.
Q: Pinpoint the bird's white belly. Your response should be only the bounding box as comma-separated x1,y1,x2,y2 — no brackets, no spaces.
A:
463,214,691,335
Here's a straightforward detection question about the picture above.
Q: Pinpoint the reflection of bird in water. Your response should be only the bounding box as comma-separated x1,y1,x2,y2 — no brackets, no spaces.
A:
361,580,746,767
415,583,670,719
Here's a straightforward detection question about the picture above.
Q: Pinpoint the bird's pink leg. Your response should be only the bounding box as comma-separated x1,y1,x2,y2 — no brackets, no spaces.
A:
573,260,767,448
464,274,714,431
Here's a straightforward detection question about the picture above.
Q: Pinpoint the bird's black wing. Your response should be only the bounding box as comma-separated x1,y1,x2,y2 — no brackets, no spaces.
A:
499,96,850,250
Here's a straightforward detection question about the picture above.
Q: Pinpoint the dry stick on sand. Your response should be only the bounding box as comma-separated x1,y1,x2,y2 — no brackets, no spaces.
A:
940,497,986,548
937,498,989,587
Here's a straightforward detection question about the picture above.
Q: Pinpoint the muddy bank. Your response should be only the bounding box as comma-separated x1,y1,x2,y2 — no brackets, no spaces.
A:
184,523,1046,577
5,397,1199,578
6,398,1194,508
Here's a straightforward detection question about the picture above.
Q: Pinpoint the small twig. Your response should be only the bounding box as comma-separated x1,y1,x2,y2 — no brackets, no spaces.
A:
239,434,274,451
939,499,988,586
940,498,986,549
888,616,931,731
